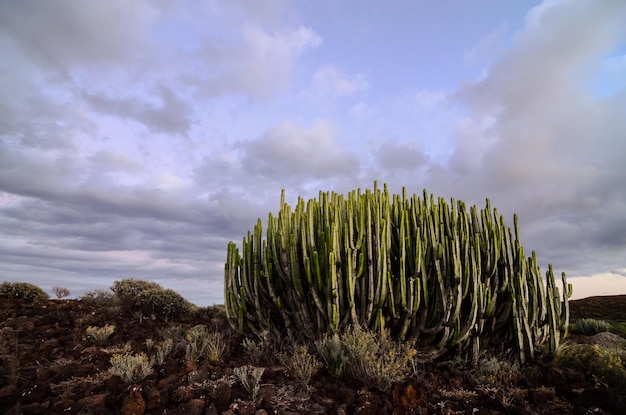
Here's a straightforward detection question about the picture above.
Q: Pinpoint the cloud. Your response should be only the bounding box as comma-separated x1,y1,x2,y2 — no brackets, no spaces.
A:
0,0,159,76
242,120,359,182
304,64,369,100
82,86,192,135
440,0,626,275
376,139,428,171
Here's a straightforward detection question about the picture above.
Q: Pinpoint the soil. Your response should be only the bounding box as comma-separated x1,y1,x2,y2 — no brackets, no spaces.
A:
1,296,625,415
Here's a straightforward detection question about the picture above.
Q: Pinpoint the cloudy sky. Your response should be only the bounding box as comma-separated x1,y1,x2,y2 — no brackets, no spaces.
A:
1,0,625,305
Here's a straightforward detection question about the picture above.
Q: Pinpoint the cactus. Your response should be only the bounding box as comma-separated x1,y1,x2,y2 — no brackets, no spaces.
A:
224,183,570,363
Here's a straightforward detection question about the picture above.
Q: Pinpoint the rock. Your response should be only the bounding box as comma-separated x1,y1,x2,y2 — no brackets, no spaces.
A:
187,367,209,383
172,400,205,415
206,403,218,415
76,393,109,414
182,360,198,374
21,382,50,403
575,387,626,414
528,387,555,404
392,381,428,414
144,385,162,411
121,385,146,415
0,384,17,399
208,381,232,411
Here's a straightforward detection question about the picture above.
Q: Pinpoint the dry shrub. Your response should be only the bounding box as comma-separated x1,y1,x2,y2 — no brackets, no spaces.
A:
234,365,265,400
109,352,154,383
153,338,174,365
316,325,415,392
277,344,321,388
185,325,226,363
52,286,71,299
86,324,116,343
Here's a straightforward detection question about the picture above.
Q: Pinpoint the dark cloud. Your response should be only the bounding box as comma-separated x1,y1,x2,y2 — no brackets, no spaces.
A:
0,0,153,74
82,86,192,135
376,139,428,171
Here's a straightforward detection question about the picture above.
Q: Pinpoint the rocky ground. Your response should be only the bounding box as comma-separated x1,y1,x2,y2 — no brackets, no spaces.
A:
1,296,625,415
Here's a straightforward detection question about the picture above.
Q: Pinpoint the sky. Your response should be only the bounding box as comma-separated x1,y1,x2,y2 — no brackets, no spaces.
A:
1,0,625,306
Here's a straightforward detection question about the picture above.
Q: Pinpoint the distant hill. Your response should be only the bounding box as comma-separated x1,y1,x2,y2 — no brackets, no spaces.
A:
569,295,626,321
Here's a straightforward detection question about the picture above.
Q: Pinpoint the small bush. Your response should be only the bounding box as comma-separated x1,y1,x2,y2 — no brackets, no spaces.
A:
136,287,192,321
79,289,117,307
342,326,415,392
86,324,116,343
470,355,521,387
315,333,349,378
571,318,611,335
109,352,154,383
110,278,191,321
194,304,229,329
0,281,49,303
315,326,416,392
556,344,626,388
153,338,174,365
234,365,265,400
278,344,321,388
242,331,271,365
52,286,71,299
185,325,226,363
110,278,163,311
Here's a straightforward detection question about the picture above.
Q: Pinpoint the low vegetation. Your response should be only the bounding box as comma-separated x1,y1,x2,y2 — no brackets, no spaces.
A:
571,317,612,335
1,283,625,413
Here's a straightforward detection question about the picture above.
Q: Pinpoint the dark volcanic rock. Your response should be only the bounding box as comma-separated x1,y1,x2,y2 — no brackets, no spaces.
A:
0,297,624,414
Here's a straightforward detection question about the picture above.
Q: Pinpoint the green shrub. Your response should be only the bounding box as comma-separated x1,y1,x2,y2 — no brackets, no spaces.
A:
315,333,349,378
111,278,162,311
609,322,626,339
110,278,191,321
136,287,192,321
556,344,626,388
109,352,154,383
194,304,229,329
0,281,49,303
571,318,611,335
469,355,521,387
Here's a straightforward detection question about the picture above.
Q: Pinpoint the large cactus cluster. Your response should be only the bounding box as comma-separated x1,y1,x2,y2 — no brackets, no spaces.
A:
224,183,571,362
